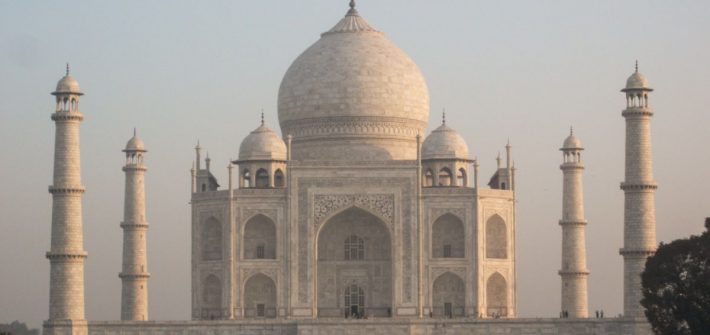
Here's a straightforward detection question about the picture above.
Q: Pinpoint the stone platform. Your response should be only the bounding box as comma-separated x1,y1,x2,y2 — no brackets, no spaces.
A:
86,317,652,335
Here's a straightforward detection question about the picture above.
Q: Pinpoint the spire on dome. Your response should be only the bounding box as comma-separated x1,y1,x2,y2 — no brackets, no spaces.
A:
570,126,574,136
635,60,638,73
442,108,446,125
66,63,70,76
261,109,265,126
324,0,379,35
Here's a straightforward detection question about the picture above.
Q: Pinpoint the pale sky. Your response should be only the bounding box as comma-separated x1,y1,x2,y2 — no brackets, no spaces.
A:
1,0,709,329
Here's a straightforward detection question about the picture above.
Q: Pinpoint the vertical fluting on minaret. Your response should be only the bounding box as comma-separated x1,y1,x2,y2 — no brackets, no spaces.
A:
46,66,88,322
120,130,150,321
558,128,589,318
620,63,657,318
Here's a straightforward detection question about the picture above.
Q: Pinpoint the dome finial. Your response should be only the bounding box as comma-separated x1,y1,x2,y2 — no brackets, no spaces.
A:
66,63,70,76
260,109,265,126
635,60,638,73
350,0,356,10
570,125,574,136
133,127,137,137
442,108,446,125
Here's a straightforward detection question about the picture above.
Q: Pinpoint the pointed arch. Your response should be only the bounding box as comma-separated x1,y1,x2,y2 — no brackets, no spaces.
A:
255,168,269,188
486,214,507,259
432,272,465,317
431,213,464,258
486,272,507,317
201,217,222,261
438,167,453,186
424,169,434,187
457,168,467,187
243,273,276,318
243,214,276,259
274,169,285,188
203,274,222,319
343,284,365,318
316,207,392,317
242,169,251,188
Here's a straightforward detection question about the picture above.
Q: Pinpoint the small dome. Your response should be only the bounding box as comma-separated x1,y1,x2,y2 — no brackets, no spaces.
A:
124,130,146,152
624,72,650,90
125,136,146,152
622,63,653,92
422,124,470,160
562,133,583,150
56,75,81,92
238,123,287,161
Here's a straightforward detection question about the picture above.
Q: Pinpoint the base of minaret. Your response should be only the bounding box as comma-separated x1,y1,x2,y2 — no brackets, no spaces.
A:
120,273,150,321
43,320,88,335
559,270,590,318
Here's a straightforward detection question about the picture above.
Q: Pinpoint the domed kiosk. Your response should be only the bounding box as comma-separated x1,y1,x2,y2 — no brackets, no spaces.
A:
278,1,429,161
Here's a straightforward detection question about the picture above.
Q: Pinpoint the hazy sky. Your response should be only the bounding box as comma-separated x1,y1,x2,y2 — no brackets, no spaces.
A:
1,0,709,329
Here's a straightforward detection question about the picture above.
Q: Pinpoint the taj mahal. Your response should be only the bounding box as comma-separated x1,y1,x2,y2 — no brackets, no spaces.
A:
43,2,659,335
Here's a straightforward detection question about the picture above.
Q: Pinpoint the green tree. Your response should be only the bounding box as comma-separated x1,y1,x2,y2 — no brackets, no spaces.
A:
641,218,710,335
0,321,39,335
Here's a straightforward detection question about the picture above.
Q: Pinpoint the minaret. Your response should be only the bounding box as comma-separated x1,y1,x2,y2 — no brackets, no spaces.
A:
119,129,150,320
45,65,88,334
620,62,657,318
559,128,589,318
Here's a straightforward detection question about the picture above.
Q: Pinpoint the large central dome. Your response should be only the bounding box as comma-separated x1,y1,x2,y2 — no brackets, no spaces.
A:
278,4,430,161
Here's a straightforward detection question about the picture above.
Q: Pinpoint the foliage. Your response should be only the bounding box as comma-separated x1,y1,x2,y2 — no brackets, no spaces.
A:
0,321,39,335
641,218,710,335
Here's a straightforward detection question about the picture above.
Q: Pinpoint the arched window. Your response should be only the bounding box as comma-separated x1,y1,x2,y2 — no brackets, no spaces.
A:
344,234,364,260
203,275,222,319
424,169,434,187
242,170,251,188
486,272,507,317
438,167,452,186
255,169,269,188
243,215,276,259
344,284,365,318
457,168,466,187
201,218,222,261
274,169,285,188
432,214,465,258
486,215,507,259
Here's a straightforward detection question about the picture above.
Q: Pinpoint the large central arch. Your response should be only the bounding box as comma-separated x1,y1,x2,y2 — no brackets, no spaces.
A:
316,206,392,318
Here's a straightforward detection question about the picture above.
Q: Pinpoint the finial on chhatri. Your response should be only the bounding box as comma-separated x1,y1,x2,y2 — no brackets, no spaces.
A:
442,108,446,125
133,127,137,137
196,139,201,149
260,109,265,126
570,125,574,136
635,60,638,73
506,138,511,147
350,0,356,10
66,63,70,76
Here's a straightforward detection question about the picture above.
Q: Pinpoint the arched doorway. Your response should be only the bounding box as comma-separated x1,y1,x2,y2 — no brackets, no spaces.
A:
486,272,508,317
432,272,465,318
316,207,392,318
243,273,277,318
203,275,222,319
